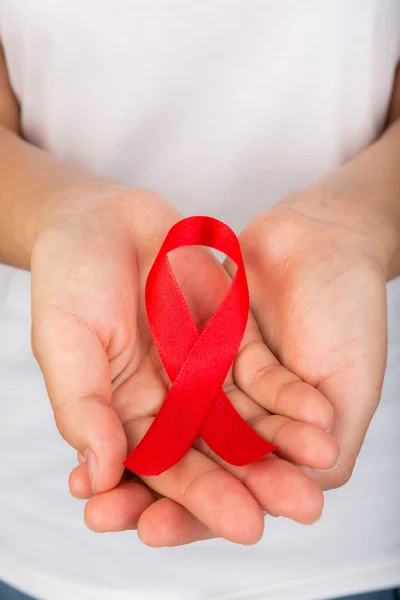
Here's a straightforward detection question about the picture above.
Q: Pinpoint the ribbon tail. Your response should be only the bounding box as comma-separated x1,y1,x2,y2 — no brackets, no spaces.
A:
200,390,278,466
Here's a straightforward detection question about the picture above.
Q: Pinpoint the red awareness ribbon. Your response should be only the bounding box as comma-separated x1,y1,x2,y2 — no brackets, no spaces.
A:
124,216,277,476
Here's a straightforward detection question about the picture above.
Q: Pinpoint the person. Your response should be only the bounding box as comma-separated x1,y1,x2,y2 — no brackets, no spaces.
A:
0,1,399,599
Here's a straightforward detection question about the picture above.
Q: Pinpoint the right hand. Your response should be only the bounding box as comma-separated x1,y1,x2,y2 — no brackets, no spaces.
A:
31,181,338,546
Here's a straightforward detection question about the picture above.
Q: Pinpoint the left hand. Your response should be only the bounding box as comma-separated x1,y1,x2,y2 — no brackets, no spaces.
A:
230,186,388,491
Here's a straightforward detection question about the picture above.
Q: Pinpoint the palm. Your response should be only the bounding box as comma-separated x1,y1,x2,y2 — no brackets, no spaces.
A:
239,201,387,488
32,189,338,545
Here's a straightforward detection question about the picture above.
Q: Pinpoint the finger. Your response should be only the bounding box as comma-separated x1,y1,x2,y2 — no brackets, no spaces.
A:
234,340,334,430
84,480,156,533
69,463,93,499
233,455,324,524
69,462,136,500
304,356,386,491
256,414,339,470
117,353,332,526
71,454,130,499
32,308,127,494
125,416,265,545
138,498,217,547
224,387,339,470
74,459,216,544
196,437,324,525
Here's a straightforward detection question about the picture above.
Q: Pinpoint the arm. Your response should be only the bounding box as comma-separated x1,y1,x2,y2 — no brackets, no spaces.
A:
283,63,400,280
0,42,119,269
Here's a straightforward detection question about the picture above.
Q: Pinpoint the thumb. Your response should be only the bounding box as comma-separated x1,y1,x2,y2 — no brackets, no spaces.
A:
32,306,127,494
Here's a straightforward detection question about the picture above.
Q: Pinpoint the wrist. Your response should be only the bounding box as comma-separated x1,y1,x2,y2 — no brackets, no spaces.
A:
278,118,400,280
330,187,400,281
320,120,400,280
32,176,129,246
31,180,179,272
316,182,399,282
277,184,398,280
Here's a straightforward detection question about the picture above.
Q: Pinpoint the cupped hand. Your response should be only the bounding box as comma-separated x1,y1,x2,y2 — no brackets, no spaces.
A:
233,187,388,491
31,182,337,546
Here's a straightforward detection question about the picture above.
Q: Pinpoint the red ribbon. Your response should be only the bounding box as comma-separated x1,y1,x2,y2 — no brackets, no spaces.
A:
124,216,277,476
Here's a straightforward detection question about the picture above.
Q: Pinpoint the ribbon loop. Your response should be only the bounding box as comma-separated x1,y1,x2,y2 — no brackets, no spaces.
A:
124,216,277,476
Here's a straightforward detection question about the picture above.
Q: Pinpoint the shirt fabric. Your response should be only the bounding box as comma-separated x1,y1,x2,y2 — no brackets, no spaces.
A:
0,1,399,599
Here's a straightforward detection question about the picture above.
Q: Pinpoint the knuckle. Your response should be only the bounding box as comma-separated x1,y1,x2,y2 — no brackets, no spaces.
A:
244,412,267,430
273,378,297,412
235,340,275,391
248,363,276,393
180,467,220,504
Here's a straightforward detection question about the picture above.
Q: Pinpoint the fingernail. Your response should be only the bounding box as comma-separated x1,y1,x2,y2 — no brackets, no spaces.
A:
84,449,98,493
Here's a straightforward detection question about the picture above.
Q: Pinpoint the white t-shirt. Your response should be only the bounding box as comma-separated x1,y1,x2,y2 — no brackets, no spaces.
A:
0,1,399,599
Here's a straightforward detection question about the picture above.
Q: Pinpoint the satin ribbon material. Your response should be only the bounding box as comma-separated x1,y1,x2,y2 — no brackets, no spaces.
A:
124,216,277,476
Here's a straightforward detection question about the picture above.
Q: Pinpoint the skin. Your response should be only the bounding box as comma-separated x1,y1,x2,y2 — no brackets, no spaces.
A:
32,187,335,545
1,39,400,546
